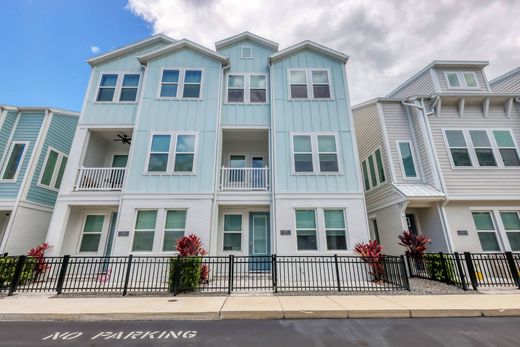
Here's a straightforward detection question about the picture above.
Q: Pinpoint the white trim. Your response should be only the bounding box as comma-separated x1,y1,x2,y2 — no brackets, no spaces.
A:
37,146,68,192
269,40,348,64
323,208,348,251
138,39,228,64
294,208,319,252
443,71,480,90
215,31,279,51
290,132,342,175
222,213,244,252
396,140,421,180
470,210,503,252
162,209,188,252
144,132,199,175
76,212,110,254
156,67,204,100
0,141,29,183
224,73,268,104
130,209,159,253
94,72,143,103
287,68,334,100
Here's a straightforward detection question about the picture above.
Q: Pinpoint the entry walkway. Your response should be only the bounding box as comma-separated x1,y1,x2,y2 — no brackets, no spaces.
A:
1,293,520,320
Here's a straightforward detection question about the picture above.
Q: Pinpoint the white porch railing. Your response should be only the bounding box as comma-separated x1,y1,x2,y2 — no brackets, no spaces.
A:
75,167,126,191
220,167,270,191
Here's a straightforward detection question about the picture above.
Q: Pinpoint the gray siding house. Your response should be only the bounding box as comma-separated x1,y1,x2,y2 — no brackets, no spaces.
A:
353,61,520,255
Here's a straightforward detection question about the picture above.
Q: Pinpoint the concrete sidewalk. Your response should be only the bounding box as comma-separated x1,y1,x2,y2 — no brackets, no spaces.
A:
1,294,520,321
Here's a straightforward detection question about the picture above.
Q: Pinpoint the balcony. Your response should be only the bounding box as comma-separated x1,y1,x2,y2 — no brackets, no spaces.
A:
76,167,126,191
220,167,269,191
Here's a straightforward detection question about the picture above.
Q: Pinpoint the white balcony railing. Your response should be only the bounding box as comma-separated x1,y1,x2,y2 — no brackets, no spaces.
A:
75,167,126,191
220,167,270,191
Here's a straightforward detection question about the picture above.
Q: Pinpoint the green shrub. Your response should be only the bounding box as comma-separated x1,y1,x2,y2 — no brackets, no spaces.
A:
169,257,202,293
0,257,37,288
423,254,456,283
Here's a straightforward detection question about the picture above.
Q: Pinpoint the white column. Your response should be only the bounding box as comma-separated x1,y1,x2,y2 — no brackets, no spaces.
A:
45,202,71,256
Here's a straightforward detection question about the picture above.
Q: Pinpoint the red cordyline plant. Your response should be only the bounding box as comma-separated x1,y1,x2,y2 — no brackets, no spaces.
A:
354,240,386,282
27,242,52,278
176,234,209,282
398,230,431,257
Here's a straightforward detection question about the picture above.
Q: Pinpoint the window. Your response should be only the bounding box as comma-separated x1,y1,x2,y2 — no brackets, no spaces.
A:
163,210,186,251
1,142,27,181
311,70,331,98
39,147,68,190
469,130,496,166
96,74,118,101
240,46,253,59
289,70,308,99
317,135,338,172
374,149,386,183
367,155,377,187
361,148,387,190
160,69,180,97
445,130,472,166
223,214,242,251
132,210,157,252
147,135,171,172
493,130,520,167
249,75,266,103
397,141,418,178
445,71,479,89
472,212,500,251
500,211,520,252
227,75,244,102
79,215,104,252
295,210,317,250
293,135,313,172
119,74,140,101
182,70,202,98
174,135,196,172
324,209,347,250
362,161,370,191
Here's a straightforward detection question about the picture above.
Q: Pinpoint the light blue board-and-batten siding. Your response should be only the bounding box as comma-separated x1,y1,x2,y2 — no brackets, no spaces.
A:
125,48,222,193
0,112,44,199
0,111,18,161
26,114,78,206
271,50,360,193
81,42,169,126
218,39,275,126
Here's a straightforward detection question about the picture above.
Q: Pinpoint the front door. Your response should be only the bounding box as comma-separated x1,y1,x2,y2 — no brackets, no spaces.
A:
249,212,270,271
406,214,419,235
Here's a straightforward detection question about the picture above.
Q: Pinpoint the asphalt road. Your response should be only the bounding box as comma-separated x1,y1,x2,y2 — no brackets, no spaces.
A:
0,317,519,347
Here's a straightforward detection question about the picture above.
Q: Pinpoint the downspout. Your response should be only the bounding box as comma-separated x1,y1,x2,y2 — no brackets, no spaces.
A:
268,58,277,254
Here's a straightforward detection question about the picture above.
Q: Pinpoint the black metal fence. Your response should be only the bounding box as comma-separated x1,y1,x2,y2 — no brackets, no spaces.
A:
407,252,520,291
0,254,409,296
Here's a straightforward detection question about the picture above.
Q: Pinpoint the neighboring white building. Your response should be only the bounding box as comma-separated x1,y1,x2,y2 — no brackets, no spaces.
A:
353,61,520,255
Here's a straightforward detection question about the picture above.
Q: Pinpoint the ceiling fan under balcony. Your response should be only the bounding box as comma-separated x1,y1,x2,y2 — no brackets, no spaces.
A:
114,134,131,145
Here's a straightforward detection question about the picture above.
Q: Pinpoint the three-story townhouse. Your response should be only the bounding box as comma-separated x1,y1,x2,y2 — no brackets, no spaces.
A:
0,105,78,255
353,61,520,255
45,32,369,259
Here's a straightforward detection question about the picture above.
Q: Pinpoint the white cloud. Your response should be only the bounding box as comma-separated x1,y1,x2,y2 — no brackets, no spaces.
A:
127,0,520,104
90,46,100,53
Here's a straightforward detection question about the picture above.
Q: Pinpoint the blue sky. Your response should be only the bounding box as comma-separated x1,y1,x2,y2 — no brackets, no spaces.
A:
0,0,152,111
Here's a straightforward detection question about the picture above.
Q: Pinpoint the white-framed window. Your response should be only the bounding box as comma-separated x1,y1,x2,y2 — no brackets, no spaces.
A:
444,129,520,168
295,209,318,251
472,211,501,251
162,210,187,252
78,214,105,253
146,133,198,174
288,69,332,100
38,147,68,191
324,209,347,250
1,141,29,182
223,214,242,251
226,74,267,103
444,71,479,89
132,210,157,252
158,68,203,99
396,141,419,179
240,45,253,59
361,147,386,190
499,211,520,252
96,73,141,102
291,133,340,174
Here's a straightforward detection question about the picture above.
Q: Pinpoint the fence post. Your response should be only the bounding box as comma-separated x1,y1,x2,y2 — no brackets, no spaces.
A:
334,254,341,292
505,252,520,289
227,254,234,295
399,255,411,291
8,256,26,296
171,255,181,295
55,255,70,295
122,255,133,296
405,252,413,278
453,252,468,291
271,254,278,293
439,252,450,284
464,252,478,291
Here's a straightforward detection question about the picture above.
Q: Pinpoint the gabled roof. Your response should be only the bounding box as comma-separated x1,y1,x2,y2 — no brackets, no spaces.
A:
87,34,175,66
490,66,520,85
269,40,348,64
387,60,489,97
0,105,79,116
215,31,279,51
137,39,229,64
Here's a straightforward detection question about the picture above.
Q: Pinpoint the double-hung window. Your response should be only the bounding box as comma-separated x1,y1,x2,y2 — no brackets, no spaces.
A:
173,134,196,172
295,210,318,250
97,74,118,101
445,71,479,89
1,142,28,181
163,210,187,251
397,141,418,178
147,133,197,173
160,69,180,97
472,211,500,251
293,135,314,172
96,73,141,102
289,70,308,99
79,215,105,253
148,135,171,172
445,130,472,167
469,130,496,166
311,70,331,98
119,74,140,101
493,130,520,166
183,70,202,98
317,135,339,172
223,214,242,251
361,147,386,190
249,75,267,103
227,75,245,102
39,147,68,190
227,74,267,103
159,69,202,99
499,211,520,251
289,69,331,99
324,209,347,250
361,161,370,191
132,210,157,252
292,134,340,174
